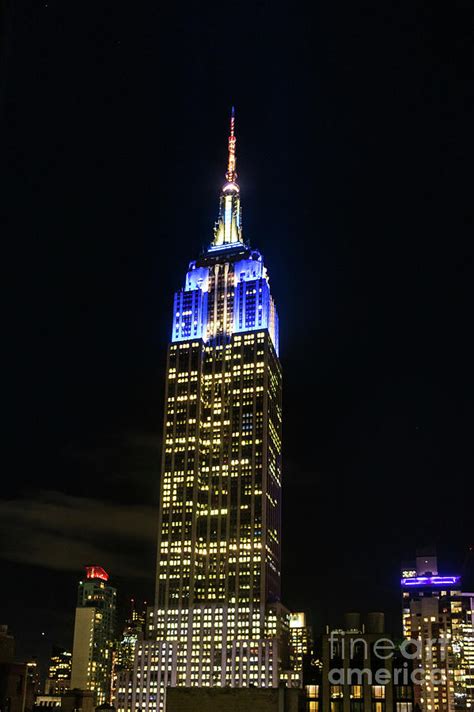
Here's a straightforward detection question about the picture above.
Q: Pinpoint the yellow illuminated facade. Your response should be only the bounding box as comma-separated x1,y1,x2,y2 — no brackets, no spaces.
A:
289,612,312,676
402,555,474,712
156,330,281,612
45,648,72,695
70,569,116,705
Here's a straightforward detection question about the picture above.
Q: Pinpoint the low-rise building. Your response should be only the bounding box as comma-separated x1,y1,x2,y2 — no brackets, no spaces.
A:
166,686,303,712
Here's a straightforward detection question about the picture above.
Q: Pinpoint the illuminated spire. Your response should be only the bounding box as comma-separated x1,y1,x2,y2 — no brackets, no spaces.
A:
211,107,243,249
225,106,237,183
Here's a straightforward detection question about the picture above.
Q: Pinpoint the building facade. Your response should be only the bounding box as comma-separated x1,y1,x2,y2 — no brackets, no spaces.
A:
0,626,15,665
456,594,474,711
401,551,474,712
132,109,288,710
0,627,37,712
70,566,116,705
304,613,414,712
289,613,313,676
44,648,71,696
113,602,147,712
166,686,302,712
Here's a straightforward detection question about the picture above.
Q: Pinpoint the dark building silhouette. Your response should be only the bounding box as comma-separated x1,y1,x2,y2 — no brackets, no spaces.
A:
304,613,414,712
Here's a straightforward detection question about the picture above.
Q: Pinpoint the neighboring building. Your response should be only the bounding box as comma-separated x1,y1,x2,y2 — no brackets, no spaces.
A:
33,695,61,709
44,648,71,696
279,612,312,689
290,613,313,675
26,661,41,698
166,686,302,712
132,109,289,710
0,626,15,664
455,594,474,711
34,691,94,712
115,601,146,673
0,661,31,712
401,550,474,712
112,602,146,712
96,703,115,712
61,690,94,712
304,613,414,712
70,566,116,705
0,627,37,712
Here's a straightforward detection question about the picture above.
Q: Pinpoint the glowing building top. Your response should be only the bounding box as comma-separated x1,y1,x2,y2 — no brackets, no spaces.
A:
171,108,279,354
85,565,109,582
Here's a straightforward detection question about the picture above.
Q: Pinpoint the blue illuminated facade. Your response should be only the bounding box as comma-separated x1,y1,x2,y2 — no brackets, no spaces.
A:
170,116,279,355
172,278,208,342
171,250,279,355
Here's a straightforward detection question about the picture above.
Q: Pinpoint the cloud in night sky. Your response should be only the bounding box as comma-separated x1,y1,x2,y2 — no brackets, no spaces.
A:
0,491,157,579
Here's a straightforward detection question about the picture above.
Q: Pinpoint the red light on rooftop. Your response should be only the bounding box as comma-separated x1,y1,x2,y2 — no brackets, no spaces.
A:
85,565,109,582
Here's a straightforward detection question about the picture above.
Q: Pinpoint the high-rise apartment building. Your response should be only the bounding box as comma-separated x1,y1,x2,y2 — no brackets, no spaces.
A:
70,566,116,705
132,109,288,711
401,551,474,712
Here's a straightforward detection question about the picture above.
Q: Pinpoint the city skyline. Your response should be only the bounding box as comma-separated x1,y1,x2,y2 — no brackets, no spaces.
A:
1,95,473,664
1,95,473,659
2,91,474,710
1,0,473,690
1,103,472,684
4,547,473,709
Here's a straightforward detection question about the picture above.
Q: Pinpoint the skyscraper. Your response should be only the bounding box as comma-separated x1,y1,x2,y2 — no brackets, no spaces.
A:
70,566,116,705
132,109,287,711
401,551,474,712
113,601,147,712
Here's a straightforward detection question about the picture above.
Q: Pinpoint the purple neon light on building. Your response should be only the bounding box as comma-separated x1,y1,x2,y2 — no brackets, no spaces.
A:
401,575,461,587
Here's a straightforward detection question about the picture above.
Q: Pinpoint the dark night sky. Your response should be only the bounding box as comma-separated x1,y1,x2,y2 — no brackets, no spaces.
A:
1,0,473,671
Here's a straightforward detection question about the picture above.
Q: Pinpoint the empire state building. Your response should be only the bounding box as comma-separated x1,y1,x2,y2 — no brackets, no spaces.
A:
129,110,294,712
